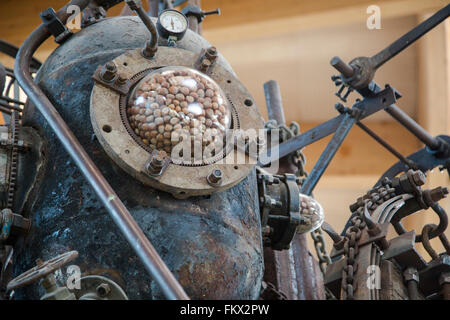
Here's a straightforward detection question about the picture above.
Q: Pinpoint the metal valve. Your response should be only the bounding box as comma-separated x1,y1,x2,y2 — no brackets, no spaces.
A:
7,250,79,300
181,5,221,24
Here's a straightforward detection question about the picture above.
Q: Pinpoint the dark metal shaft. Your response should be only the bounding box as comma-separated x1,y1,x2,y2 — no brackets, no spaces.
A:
300,113,356,195
330,56,354,78
264,80,286,125
370,4,450,69
332,58,442,150
259,86,396,166
15,0,188,300
0,101,22,113
384,104,441,150
0,96,25,106
356,121,417,169
126,0,159,53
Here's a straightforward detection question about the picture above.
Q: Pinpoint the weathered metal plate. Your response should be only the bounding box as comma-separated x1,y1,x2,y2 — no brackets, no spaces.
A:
90,47,264,198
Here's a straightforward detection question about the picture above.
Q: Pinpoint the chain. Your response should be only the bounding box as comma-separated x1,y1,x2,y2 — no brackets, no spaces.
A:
340,181,396,300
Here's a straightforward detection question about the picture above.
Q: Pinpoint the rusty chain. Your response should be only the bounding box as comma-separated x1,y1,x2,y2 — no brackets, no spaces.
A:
341,181,397,299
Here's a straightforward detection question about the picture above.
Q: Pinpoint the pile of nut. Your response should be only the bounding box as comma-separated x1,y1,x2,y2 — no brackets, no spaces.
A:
127,67,230,159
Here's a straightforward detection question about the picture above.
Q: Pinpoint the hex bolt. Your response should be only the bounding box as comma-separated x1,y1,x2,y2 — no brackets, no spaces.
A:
96,283,111,297
146,151,167,175
115,73,128,86
100,61,117,82
199,58,211,73
206,46,217,56
207,169,222,186
205,47,218,63
411,170,426,186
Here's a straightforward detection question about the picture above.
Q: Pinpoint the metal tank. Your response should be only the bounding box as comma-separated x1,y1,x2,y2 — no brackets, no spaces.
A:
13,15,264,300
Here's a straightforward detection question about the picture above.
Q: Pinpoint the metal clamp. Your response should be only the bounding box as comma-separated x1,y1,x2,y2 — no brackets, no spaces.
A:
40,8,73,44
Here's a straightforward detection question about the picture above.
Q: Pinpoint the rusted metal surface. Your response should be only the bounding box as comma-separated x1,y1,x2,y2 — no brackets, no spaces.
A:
261,81,324,300
15,1,189,299
379,260,409,300
15,15,263,300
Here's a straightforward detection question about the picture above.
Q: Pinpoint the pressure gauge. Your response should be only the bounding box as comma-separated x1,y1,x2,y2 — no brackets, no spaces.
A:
157,9,189,42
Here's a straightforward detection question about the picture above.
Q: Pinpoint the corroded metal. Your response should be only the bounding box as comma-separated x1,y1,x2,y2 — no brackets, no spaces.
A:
90,45,263,198
15,15,263,300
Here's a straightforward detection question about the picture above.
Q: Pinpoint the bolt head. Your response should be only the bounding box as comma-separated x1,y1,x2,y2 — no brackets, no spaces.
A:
411,170,426,186
207,47,217,56
116,73,128,85
207,169,222,186
96,283,111,297
105,61,116,72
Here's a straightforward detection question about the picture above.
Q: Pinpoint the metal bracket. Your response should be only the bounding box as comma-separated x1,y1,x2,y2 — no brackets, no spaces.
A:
194,47,218,74
92,65,132,95
40,8,73,44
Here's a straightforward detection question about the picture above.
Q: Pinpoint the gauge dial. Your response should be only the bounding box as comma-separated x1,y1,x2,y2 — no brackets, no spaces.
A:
157,9,189,41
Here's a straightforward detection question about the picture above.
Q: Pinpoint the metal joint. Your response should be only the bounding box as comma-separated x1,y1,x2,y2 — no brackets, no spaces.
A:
40,8,73,44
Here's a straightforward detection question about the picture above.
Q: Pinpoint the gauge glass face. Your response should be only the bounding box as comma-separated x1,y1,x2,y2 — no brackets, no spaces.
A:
160,11,187,34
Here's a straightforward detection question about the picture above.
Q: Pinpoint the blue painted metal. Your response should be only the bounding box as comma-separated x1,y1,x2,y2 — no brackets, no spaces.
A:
14,16,263,300
259,86,397,166
300,113,356,196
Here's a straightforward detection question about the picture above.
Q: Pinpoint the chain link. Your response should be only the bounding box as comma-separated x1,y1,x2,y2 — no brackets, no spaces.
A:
340,181,396,299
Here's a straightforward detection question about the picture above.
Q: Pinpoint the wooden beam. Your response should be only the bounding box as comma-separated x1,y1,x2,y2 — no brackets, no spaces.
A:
202,0,448,43
412,14,450,259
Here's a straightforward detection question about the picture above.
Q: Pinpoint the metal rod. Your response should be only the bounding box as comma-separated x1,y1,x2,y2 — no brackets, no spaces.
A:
126,0,159,55
370,4,450,69
259,86,396,166
384,104,441,150
300,113,356,195
264,80,286,125
356,121,417,169
0,101,22,113
15,0,188,300
0,105,12,115
0,96,24,106
330,56,354,78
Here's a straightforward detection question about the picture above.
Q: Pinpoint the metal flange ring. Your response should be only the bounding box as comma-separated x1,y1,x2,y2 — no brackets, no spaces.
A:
90,47,264,198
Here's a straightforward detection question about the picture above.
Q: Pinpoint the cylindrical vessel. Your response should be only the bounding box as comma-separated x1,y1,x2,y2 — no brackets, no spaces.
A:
14,16,263,299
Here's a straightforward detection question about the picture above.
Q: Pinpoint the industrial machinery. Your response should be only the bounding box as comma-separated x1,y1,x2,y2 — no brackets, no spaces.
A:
0,0,448,300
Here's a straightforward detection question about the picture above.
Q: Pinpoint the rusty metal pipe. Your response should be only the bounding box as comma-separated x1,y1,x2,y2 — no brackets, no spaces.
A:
264,80,286,125
15,0,188,300
330,56,354,78
126,0,158,55
384,105,441,150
